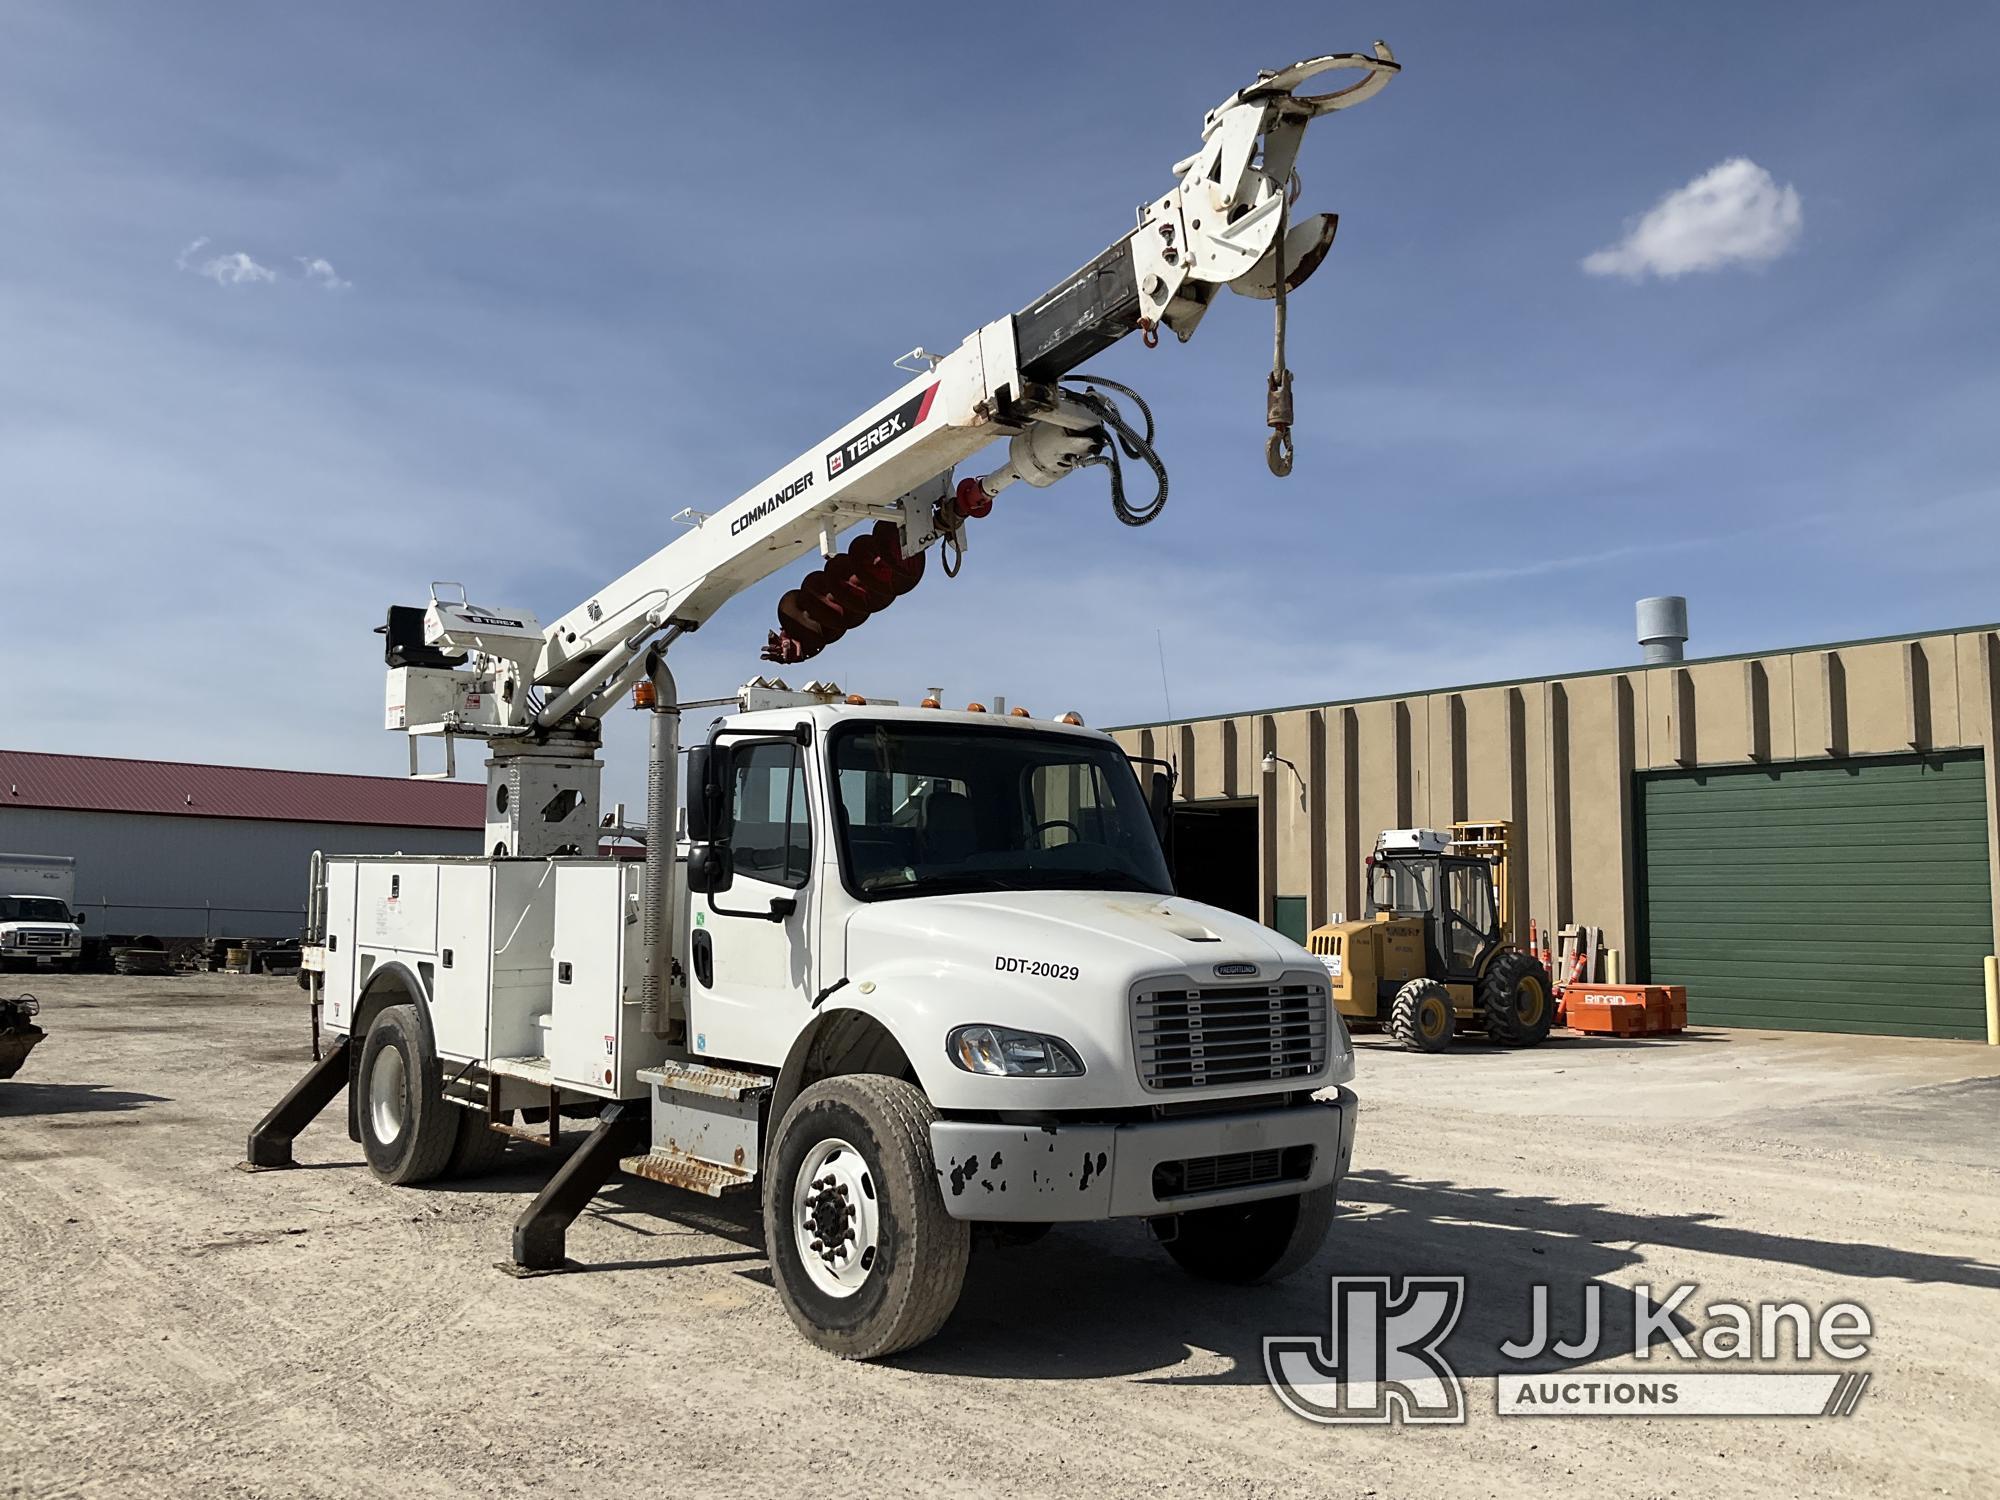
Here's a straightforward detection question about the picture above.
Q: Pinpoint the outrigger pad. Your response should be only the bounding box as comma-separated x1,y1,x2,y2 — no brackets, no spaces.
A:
242,1035,352,1170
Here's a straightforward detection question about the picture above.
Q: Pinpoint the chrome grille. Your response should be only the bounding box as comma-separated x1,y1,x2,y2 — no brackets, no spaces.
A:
1134,981,1328,1091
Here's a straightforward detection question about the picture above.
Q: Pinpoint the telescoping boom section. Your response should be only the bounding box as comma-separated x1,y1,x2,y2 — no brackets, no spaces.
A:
259,45,1401,1362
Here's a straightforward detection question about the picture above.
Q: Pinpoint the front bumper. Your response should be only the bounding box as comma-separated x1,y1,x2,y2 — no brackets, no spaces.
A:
1,944,79,962
928,1088,1355,1222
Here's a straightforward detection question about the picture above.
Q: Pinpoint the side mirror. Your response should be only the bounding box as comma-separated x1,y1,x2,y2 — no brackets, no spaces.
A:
685,744,728,844
1147,769,1174,844
684,841,734,895
73,912,85,927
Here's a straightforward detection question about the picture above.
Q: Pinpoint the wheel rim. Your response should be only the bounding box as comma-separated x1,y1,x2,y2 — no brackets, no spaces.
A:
1420,996,1448,1041
1516,976,1546,1028
792,1137,880,1299
368,1045,408,1144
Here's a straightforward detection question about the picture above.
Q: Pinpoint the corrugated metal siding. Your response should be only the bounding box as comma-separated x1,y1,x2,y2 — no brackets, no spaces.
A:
0,807,479,939
1637,752,1992,1039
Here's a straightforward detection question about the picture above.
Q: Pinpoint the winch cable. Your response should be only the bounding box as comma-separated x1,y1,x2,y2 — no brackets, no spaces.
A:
1061,373,1168,526
1266,181,1297,478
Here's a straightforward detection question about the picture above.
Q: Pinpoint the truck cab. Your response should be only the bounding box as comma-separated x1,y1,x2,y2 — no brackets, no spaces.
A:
685,701,1348,1143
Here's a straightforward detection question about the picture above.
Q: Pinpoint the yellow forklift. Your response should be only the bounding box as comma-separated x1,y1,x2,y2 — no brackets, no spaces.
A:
1308,821,1553,1052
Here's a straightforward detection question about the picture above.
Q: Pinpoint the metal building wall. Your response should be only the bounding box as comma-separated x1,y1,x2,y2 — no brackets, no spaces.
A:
1112,627,2000,976
0,808,477,939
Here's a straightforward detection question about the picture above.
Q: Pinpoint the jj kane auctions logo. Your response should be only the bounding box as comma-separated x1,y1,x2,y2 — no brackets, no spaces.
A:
1265,1277,1872,1423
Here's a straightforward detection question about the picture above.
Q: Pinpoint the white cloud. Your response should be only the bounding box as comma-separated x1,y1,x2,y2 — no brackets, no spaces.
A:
177,240,278,287
1583,158,1802,281
297,255,350,291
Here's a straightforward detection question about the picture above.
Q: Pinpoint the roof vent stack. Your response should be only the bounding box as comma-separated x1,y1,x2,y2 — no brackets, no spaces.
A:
1637,596,1689,665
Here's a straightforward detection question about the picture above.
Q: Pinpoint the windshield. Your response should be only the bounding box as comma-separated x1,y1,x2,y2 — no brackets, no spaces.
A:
828,722,1173,901
1368,857,1435,916
0,897,74,923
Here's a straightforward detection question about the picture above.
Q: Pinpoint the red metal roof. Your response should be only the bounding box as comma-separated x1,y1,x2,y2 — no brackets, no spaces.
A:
0,749,484,830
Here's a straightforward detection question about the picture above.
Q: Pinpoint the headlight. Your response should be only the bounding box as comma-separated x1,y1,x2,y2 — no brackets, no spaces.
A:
946,1024,1084,1077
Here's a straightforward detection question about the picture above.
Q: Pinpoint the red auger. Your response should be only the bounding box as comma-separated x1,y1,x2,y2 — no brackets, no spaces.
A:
761,519,927,665
762,479,1002,665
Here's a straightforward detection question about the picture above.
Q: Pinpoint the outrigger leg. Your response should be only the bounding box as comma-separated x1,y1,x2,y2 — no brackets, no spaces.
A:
240,1035,352,1170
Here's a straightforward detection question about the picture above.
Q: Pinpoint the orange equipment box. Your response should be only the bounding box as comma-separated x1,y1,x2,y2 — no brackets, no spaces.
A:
1557,983,1688,1036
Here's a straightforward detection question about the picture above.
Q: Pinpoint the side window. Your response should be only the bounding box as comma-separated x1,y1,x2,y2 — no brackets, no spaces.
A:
1450,864,1496,935
731,741,811,889
1445,863,1495,971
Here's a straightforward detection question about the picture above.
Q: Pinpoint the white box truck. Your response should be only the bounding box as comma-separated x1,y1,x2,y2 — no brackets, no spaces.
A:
0,853,84,971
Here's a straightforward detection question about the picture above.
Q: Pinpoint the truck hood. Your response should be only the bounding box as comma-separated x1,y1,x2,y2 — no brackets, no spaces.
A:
843,887,1315,987
839,887,1342,1111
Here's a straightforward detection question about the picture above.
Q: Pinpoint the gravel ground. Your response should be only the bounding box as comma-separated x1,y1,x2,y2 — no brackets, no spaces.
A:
3,973,1996,1498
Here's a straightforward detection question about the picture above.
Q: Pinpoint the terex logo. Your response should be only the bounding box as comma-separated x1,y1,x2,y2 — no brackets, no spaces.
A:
730,470,815,537
825,383,937,479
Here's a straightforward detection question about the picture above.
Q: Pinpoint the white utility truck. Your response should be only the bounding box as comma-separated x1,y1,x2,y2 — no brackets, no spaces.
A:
0,854,84,971
248,45,1400,1358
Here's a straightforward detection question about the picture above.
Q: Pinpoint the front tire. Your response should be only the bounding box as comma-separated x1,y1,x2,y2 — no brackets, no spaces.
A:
764,1075,970,1360
356,1004,456,1185
1160,1183,1337,1284
1389,978,1455,1053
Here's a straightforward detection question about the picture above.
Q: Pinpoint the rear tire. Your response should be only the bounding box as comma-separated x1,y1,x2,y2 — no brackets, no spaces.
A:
764,1075,970,1360
1482,949,1554,1047
446,1104,510,1177
1160,1183,1337,1284
1389,978,1454,1053
356,1004,456,1185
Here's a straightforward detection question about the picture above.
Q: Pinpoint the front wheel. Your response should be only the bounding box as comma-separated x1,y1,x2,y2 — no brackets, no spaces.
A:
1389,978,1455,1053
1159,1183,1337,1284
764,1075,970,1360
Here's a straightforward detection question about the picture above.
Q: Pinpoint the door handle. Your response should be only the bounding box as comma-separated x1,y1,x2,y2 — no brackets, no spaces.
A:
692,929,714,990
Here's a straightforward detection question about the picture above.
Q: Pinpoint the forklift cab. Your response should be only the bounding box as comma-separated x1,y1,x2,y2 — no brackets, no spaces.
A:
1365,853,1503,984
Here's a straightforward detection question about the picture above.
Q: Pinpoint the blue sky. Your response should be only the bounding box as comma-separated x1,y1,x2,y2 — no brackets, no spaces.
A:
4,2,1997,806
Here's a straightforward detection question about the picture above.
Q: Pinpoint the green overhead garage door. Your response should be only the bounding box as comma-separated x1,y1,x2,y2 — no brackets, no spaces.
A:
1637,752,1993,1039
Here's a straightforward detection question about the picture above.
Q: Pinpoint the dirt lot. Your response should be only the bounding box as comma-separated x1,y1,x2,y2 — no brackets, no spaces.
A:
3,974,1996,1499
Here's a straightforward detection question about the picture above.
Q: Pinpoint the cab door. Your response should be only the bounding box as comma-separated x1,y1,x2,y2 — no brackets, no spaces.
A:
1440,858,1501,983
688,736,818,1067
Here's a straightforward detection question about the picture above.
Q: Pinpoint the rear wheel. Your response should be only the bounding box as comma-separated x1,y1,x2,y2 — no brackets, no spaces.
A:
356,1004,456,1185
446,1103,510,1177
1482,950,1554,1047
764,1075,969,1360
1389,978,1454,1053
1159,1183,1337,1284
